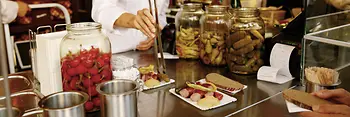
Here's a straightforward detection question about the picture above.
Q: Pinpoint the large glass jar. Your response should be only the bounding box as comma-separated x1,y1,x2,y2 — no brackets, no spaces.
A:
60,22,112,112
226,8,265,74
175,3,204,59
199,5,229,66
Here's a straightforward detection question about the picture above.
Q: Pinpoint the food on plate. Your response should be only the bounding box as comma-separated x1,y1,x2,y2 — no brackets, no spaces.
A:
138,65,170,88
206,73,244,91
177,81,224,108
197,96,220,108
186,82,217,92
145,78,161,87
282,89,333,110
305,67,339,85
199,31,227,66
176,27,200,59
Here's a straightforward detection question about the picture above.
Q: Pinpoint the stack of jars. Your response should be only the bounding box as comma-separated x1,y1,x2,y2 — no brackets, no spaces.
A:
176,4,265,74
60,22,112,112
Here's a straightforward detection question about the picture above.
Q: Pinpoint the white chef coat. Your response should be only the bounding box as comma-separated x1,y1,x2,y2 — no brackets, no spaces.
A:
0,0,18,24
92,0,169,53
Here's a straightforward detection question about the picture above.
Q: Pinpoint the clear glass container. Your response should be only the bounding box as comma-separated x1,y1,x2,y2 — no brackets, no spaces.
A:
60,22,112,112
303,23,350,86
226,8,265,74
199,5,230,66
175,3,204,59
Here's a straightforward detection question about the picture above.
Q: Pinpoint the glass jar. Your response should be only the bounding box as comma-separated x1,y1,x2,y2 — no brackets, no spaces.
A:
175,3,204,59
226,8,265,74
199,5,230,66
60,22,112,112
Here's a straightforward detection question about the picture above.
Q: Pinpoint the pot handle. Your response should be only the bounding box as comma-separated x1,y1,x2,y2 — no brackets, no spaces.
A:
136,78,144,92
22,108,43,117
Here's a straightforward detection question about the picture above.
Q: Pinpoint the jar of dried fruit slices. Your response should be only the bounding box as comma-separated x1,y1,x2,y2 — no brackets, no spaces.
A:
175,3,204,59
60,22,112,112
226,8,265,74
199,5,230,66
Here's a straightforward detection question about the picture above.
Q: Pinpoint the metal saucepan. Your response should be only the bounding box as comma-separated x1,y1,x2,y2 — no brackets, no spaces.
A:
305,79,342,93
23,91,88,117
96,79,142,117
0,75,33,97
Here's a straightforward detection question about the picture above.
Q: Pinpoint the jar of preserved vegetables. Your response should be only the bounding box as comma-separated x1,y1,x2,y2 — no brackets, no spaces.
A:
226,8,265,74
199,5,230,66
60,22,112,112
175,3,204,59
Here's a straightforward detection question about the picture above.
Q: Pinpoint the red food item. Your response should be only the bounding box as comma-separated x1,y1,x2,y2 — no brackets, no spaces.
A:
67,68,77,76
201,83,211,88
63,82,72,91
194,90,206,98
92,97,101,107
214,92,223,100
83,79,93,88
195,82,201,85
190,93,201,102
80,49,88,56
86,53,97,59
88,67,99,75
84,59,94,68
84,101,94,111
179,88,190,98
76,64,87,75
70,59,80,68
91,74,101,84
102,55,110,63
62,73,71,81
89,47,100,55
186,87,195,96
101,69,111,79
88,86,98,97
69,78,78,90
97,58,105,68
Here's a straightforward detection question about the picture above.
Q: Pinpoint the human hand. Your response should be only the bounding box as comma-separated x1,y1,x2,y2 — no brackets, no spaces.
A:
16,1,31,17
136,37,154,51
133,8,156,39
299,104,350,117
312,89,350,106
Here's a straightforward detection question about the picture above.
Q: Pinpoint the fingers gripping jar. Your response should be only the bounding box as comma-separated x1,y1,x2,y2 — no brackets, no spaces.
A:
199,5,230,66
175,3,204,59
60,22,112,112
226,8,265,74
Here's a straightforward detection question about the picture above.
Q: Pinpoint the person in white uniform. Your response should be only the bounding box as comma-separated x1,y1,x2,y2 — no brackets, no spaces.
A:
1,0,30,24
92,0,169,53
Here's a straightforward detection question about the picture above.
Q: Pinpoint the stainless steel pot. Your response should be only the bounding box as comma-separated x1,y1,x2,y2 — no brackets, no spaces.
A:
96,79,141,117
23,91,88,117
0,75,33,97
0,107,21,117
306,79,342,93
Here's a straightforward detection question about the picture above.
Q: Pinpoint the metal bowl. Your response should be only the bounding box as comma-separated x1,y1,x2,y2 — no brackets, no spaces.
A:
305,79,342,93
0,107,22,117
0,76,33,96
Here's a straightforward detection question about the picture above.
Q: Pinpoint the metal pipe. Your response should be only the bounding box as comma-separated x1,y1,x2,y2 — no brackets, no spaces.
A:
0,1,14,116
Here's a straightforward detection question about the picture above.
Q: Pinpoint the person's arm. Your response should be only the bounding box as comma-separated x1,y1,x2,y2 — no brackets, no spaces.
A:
1,0,18,24
92,0,156,38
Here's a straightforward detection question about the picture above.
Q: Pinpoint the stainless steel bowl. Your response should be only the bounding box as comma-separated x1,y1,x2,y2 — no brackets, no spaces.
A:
0,107,21,117
0,76,33,96
305,79,342,93
96,79,141,117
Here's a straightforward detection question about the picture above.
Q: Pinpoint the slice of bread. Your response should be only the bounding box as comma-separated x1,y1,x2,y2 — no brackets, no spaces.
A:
283,89,333,110
205,73,244,90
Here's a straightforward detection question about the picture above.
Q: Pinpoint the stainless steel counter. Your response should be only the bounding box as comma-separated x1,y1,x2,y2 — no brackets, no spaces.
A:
87,50,300,117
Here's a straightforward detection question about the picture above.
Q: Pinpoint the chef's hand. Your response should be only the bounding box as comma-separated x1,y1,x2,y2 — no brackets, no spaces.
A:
134,8,156,39
312,89,350,106
299,104,350,117
136,37,154,51
16,1,31,17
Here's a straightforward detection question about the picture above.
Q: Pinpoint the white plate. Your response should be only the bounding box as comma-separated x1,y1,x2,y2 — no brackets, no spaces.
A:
198,79,247,95
169,88,237,111
143,79,175,91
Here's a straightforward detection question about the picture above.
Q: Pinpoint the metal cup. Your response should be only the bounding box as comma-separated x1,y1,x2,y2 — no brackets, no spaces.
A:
96,79,141,117
305,79,342,93
0,107,21,117
23,91,88,117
